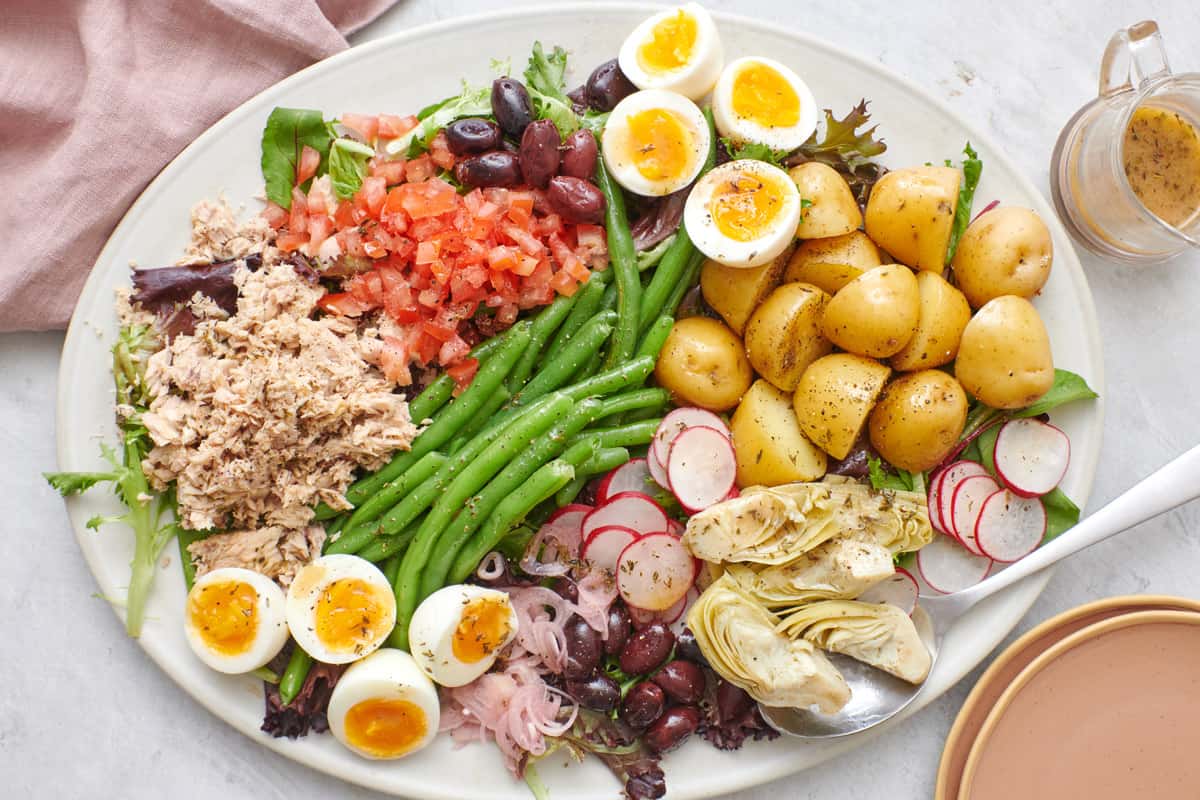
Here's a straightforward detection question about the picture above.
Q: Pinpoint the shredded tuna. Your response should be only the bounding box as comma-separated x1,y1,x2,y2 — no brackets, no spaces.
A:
187,525,325,587
181,198,272,264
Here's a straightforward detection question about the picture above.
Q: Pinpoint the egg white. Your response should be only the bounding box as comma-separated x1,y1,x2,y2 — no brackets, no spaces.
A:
326,648,441,760
285,554,396,665
684,159,803,268
602,89,711,197
618,3,723,101
184,567,289,674
408,584,518,687
712,56,818,152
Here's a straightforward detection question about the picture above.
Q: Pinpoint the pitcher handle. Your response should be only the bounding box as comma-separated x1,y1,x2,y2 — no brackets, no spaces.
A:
1099,20,1171,97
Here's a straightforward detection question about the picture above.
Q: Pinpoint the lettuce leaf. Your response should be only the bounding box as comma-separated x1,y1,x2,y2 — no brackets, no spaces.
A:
944,142,983,265
384,84,492,157
790,100,887,206
328,137,376,200
260,107,334,208
1015,369,1099,418
723,139,790,168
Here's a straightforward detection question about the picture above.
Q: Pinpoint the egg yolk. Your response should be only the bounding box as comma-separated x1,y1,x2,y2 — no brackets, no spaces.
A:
343,697,427,758
315,578,387,655
732,63,800,128
709,172,789,242
628,108,694,182
188,580,259,655
452,596,513,664
638,10,697,73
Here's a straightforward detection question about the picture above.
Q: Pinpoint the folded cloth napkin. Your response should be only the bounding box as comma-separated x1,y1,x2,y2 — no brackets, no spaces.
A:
0,0,397,333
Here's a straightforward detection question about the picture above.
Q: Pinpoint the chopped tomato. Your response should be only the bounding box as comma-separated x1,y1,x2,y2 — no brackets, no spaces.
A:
445,358,480,394
428,131,456,170
297,145,321,185
405,154,436,183
289,187,309,234
378,114,419,139
370,157,407,186
276,230,308,253
317,292,373,316
261,201,289,229
341,113,379,143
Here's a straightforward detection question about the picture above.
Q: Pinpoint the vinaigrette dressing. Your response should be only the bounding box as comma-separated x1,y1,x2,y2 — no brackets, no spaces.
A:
1122,105,1200,229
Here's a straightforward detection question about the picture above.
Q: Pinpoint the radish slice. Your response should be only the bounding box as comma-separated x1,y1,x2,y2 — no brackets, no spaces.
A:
615,533,695,611
581,492,669,540
546,504,591,535
975,489,1047,562
667,426,737,512
927,468,948,534
936,461,990,538
647,445,671,490
993,418,1071,497
667,518,685,538
598,458,653,503
858,569,919,615
951,474,1000,555
652,407,729,466
671,586,702,635
581,525,639,573
917,536,992,594
629,592,688,627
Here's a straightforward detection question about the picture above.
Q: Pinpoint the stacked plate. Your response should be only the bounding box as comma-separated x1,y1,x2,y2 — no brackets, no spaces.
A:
938,596,1200,800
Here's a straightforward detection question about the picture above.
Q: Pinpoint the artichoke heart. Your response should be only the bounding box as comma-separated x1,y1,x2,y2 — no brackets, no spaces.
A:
686,574,852,713
724,536,896,610
778,599,932,684
683,481,932,565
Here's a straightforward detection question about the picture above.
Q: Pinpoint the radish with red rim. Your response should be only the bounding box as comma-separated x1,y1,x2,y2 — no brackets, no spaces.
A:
651,407,729,466
667,426,737,512
581,525,639,573
951,474,1000,555
857,568,919,615
647,445,671,490
935,460,989,538
629,591,688,627
616,533,695,611
917,535,992,594
597,458,653,503
581,492,669,539
993,418,1070,497
975,489,1047,562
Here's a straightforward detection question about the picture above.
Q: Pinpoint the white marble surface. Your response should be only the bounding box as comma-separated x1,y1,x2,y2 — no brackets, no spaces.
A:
5,0,1200,797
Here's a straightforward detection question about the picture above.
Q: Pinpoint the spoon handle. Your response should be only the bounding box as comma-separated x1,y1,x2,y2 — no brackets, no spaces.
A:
952,441,1200,614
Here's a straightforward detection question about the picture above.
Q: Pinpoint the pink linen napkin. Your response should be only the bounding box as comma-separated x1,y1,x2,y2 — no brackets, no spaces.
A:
0,0,398,333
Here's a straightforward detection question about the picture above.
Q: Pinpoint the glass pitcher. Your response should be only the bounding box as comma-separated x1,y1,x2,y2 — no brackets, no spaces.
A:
1050,21,1200,264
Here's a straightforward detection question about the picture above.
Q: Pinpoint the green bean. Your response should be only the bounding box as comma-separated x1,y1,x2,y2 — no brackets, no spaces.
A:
506,293,576,393
278,647,313,706
578,446,631,476
596,159,640,368
563,355,656,401
382,553,403,585
326,452,448,555
446,386,511,455
343,322,532,506
543,270,610,363
358,522,419,563
391,393,575,647
573,349,604,383
570,418,661,450
449,459,578,584
636,234,676,272
554,475,588,508
663,249,707,319
594,387,670,422
520,310,614,401
419,401,604,596
636,315,675,361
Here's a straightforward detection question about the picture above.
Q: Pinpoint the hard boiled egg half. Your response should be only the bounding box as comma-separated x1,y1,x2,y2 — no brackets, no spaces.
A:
712,56,818,152
618,4,723,101
408,584,518,687
684,159,803,267
603,89,711,196
286,554,396,664
184,567,289,674
327,648,440,760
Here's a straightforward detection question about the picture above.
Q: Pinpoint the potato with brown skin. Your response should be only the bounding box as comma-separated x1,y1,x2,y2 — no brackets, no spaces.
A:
700,244,794,335
954,295,1055,409
951,207,1053,308
655,317,753,411
869,371,969,472
864,166,961,271
821,265,920,358
743,282,833,392
792,354,891,460
890,271,971,371
783,230,882,294
789,163,862,239
731,380,827,487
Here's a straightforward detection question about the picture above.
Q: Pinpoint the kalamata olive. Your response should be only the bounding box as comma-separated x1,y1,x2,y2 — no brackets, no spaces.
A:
519,119,561,189
651,659,705,705
546,176,606,224
453,150,522,188
619,622,675,675
674,627,709,667
604,604,632,657
567,672,620,712
585,59,638,112
620,681,666,729
550,576,578,602
644,706,701,753
563,616,602,680
626,772,667,800
443,117,502,155
715,679,754,724
560,129,599,180
491,77,534,138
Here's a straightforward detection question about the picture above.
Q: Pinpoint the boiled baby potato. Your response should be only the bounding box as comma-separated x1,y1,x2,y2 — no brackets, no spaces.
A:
731,380,827,487
890,271,971,371
743,282,833,392
789,163,862,239
655,317,753,411
952,206,1053,308
954,295,1054,409
869,370,969,472
783,230,882,294
864,166,961,271
821,265,920,358
792,353,891,460
700,244,794,335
